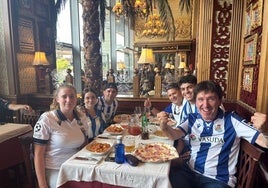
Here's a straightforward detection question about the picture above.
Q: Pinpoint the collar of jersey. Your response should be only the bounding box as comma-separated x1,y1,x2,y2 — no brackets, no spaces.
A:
56,109,80,121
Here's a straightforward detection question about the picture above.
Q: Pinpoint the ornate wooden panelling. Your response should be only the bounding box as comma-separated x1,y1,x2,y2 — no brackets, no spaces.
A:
210,0,232,98
17,53,37,94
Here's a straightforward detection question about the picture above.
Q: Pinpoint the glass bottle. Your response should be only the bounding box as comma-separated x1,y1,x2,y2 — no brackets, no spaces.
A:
115,135,125,164
141,113,149,140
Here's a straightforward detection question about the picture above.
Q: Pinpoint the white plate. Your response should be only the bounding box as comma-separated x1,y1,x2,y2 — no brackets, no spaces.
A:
104,124,124,135
85,139,114,155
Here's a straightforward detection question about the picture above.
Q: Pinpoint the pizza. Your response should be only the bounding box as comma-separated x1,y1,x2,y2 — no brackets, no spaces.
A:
134,143,178,162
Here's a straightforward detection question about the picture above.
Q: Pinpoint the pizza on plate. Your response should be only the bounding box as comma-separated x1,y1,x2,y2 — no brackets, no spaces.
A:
86,141,111,154
134,143,178,162
105,124,124,134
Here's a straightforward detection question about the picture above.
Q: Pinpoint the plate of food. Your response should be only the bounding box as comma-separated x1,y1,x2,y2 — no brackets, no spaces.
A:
152,129,169,139
134,143,179,162
149,117,177,127
86,140,113,155
104,124,124,135
113,114,131,123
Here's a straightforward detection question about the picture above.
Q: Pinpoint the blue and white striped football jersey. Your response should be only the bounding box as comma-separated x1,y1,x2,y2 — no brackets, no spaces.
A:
97,96,118,123
177,109,260,187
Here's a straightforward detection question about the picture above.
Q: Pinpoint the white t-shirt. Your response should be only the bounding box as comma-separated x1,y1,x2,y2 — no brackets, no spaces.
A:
33,110,87,169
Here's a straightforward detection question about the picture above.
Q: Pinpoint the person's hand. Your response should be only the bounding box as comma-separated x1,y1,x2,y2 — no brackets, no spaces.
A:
144,98,151,108
23,105,32,111
157,111,169,131
251,112,268,134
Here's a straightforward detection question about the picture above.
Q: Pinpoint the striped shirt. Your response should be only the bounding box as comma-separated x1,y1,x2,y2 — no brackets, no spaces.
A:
178,109,259,187
97,96,118,124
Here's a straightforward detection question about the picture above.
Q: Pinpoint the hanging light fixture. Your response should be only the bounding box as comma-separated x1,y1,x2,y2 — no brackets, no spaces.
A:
112,0,147,19
141,8,167,38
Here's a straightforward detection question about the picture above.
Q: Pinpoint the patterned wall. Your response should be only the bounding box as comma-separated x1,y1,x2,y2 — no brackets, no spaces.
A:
210,0,232,98
17,53,37,93
0,3,9,95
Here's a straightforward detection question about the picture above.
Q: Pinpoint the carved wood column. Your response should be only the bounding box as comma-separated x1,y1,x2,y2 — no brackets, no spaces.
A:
256,0,268,112
196,0,214,81
226,0,243,101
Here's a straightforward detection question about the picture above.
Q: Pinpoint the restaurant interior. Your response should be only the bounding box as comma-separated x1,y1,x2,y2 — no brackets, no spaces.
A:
1,0,268,187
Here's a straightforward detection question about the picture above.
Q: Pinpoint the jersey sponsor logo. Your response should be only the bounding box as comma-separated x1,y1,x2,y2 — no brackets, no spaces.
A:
190,134,225,144
198,136,224,144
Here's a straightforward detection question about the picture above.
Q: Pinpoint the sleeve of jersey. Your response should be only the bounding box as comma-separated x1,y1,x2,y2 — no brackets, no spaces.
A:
33,113,52,145
231,113,260,144
164,104,172,113
176,120,188,135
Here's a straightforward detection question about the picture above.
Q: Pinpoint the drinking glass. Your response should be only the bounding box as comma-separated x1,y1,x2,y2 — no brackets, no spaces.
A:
123,135,136,153
120,114,129,129
134,106,142,118
144,107,151,118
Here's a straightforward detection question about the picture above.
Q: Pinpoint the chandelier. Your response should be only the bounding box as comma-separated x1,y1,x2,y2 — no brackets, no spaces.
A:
112,0,148,19
142,11,167,38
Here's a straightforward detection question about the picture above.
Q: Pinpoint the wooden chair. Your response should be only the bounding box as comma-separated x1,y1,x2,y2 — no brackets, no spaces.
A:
18,130,37,188
19,109,41,127
236,139,268,188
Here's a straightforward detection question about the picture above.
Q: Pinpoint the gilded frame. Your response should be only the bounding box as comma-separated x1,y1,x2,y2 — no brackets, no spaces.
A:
242,67,254,92
251,0,263,30
243,34,258,65
244,5,251,36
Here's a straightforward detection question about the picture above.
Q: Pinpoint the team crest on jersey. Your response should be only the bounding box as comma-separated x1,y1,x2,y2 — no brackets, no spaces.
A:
214,124,223,132
189,134,196,141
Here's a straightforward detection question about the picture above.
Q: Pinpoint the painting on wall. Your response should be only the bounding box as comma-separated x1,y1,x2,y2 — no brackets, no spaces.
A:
242,67,254,92
18,17,35,52
251,0,263,31
244,5,251,36
243,33,258,65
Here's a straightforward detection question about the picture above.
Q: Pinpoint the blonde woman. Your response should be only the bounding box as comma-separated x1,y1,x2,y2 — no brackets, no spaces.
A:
33,84,88,188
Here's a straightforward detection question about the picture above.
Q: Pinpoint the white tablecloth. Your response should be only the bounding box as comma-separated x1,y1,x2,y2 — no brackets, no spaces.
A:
57,131,173,188
0,123,32,143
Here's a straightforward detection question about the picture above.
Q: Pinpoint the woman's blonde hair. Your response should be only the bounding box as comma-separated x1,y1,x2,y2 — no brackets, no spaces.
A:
50,84,77,110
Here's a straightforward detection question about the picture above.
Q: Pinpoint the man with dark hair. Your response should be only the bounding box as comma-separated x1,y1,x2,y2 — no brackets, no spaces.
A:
159,80,268,188
97,83,118,125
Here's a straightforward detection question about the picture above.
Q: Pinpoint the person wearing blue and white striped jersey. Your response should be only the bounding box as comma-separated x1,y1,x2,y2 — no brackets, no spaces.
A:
97,83,118,126
159,80,268,188
82,88,106,141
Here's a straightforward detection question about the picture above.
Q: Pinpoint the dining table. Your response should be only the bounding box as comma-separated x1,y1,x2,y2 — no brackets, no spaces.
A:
56,124,175,188
0,123,32,170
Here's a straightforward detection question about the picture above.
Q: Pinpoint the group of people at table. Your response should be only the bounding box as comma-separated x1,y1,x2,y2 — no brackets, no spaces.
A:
1,75,268,188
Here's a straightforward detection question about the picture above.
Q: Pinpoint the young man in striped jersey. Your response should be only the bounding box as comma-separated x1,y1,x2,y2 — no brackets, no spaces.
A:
97,83,118,126
159,80,268,188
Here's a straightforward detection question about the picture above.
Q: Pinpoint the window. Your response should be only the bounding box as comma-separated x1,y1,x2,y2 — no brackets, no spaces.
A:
55,0,134,94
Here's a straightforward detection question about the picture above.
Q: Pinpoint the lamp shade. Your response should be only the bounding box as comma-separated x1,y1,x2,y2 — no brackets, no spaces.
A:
137,48,155,64
178,61,186,69
33,51,49,66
